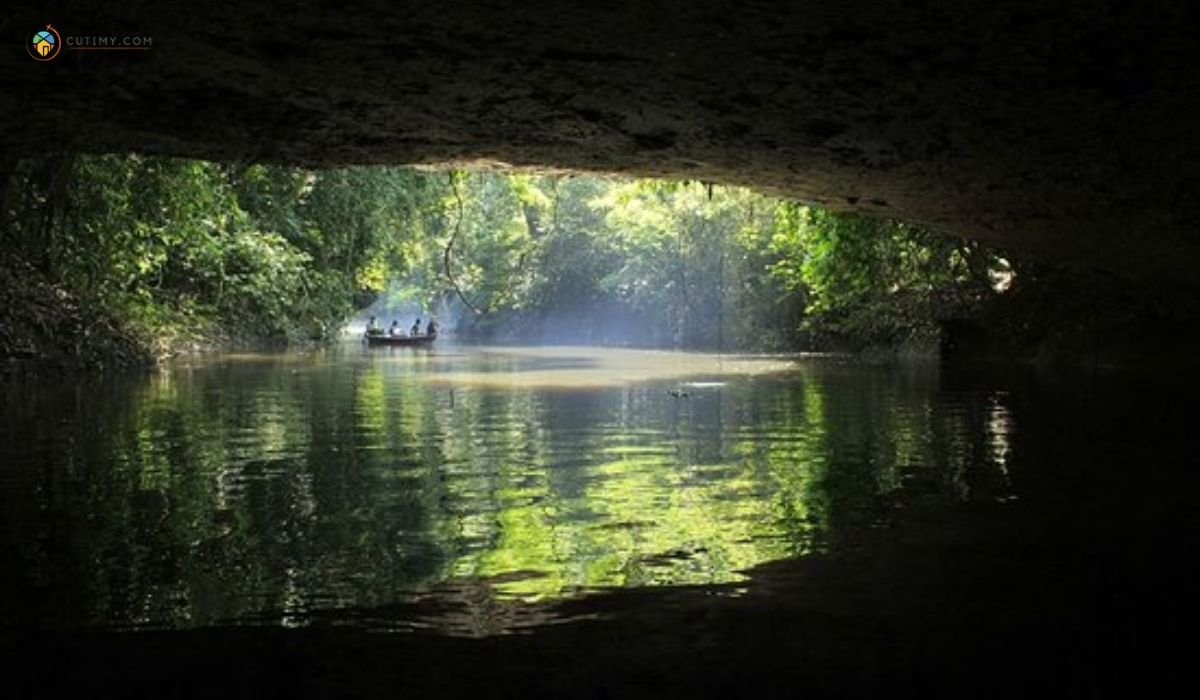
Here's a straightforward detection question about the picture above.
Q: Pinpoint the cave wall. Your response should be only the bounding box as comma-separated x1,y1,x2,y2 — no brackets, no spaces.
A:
4,1,1198,286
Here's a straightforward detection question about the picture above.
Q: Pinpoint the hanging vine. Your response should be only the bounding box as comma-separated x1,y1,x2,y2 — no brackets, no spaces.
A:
442,170,484,315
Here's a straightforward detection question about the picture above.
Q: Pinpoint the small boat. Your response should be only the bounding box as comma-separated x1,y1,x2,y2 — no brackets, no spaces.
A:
364,332,437,347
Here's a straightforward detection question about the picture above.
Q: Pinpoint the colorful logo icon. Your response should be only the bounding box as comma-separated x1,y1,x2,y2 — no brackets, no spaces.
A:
29,24,61,61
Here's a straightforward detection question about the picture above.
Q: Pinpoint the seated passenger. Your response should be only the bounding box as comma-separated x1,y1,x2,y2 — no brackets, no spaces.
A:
411,319,421,337
425,319,437,336
390,320,403,337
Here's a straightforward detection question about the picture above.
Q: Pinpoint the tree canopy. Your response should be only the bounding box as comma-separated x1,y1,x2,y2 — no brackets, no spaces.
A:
1,155,1011,354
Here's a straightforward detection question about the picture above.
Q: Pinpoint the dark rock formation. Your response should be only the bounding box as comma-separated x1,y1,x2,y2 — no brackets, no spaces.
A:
4,1,1199,285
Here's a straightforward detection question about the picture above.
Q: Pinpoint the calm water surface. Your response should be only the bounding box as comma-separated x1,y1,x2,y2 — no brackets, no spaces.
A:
2,345,1020,631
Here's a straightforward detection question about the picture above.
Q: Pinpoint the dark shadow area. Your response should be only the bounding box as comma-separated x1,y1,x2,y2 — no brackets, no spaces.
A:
6,474,1194,697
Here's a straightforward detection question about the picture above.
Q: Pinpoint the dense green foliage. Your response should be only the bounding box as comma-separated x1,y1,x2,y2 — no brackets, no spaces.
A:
2,156,443,350
771,205,1005,347
391,172,1006,349
1,154,1009,354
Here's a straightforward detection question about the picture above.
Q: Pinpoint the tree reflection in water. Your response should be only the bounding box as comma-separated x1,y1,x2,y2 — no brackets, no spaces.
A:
0,347,1015,632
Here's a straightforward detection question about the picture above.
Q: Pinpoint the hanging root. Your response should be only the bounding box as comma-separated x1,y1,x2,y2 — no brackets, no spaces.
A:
442,171,483,315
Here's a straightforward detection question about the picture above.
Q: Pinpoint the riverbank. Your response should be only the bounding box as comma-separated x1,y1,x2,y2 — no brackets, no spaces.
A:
0,253,291,378
0,253,152,375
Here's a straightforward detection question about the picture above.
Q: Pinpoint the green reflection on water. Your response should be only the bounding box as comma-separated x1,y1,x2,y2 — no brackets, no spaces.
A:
0,346,1012,629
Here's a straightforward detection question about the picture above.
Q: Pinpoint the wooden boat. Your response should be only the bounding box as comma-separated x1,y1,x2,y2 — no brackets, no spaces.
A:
364,332,437,347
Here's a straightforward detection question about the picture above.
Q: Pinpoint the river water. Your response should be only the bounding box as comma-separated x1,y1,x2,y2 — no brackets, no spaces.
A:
1,344,1196,691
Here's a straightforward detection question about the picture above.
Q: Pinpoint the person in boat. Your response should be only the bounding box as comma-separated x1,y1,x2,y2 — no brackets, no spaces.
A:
390,320,403,337
366,316,382,335
411,319,422,337
425,319,437,337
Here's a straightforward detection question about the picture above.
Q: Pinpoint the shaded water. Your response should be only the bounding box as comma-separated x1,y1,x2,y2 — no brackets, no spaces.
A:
1,345,1022,633
6,346,1199,698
